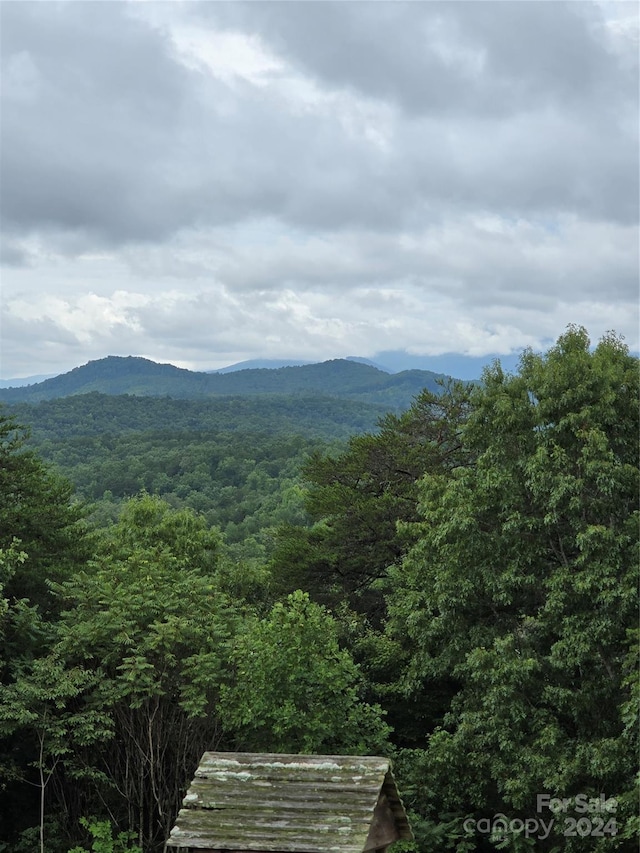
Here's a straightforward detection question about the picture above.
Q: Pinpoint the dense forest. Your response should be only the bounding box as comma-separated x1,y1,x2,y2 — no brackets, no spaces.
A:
0,328,637,852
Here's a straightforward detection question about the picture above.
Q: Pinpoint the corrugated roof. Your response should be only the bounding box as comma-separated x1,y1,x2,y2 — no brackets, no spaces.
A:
166,751,413,852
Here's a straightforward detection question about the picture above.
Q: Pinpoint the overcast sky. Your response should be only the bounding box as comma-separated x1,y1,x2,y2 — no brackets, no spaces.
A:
1,1,638,378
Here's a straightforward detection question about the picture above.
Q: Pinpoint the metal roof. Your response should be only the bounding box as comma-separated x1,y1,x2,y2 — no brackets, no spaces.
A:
166,751,413,852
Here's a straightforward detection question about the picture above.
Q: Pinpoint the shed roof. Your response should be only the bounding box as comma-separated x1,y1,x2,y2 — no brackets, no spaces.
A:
166,751,413,853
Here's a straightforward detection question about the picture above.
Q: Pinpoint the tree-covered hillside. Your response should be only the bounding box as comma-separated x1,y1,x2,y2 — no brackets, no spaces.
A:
6,392,390,557
0,328,637,853
8,391,389,441
0,356,450,408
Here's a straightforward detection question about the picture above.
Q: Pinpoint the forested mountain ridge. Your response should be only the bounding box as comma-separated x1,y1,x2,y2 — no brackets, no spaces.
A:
0,355,451,406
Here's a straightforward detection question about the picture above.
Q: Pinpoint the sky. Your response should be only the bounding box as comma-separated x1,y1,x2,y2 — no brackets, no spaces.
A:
1,0,638,379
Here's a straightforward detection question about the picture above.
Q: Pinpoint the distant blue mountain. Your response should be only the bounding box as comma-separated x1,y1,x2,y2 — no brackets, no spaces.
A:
372,350,525,379
211,351,527,380
0,373,58,388
213,356,393,374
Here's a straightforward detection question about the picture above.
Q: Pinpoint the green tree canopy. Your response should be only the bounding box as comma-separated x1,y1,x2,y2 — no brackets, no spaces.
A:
219,590,390,755
0,409,91,848
0,408,89,612
387,328,639,850
1,496,240,851
271,382,472,621
49,495,239,850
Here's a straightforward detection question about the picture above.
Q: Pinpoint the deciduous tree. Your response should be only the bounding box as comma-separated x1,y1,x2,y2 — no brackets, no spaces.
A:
219,590,390,754
387,328,639,850
52,495,238,850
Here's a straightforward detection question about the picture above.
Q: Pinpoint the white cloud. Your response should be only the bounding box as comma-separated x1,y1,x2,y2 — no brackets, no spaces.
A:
0,1,637,379
171,25,283,85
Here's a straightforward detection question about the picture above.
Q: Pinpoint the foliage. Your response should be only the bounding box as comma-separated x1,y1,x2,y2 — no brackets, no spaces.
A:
219,590,390,754
50,495,240,850
0,542,30,667
386,328,639,850
0,818,67,853
271,382,472,620
1,329,636,853
9,390,387,442
0,408,89,612
68,818,142,853
0,409,92,848
9,396,340,555
0,656,110,853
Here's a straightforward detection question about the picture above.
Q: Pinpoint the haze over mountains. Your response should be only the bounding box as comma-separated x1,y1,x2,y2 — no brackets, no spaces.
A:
0,355,455,411
0,373,59,389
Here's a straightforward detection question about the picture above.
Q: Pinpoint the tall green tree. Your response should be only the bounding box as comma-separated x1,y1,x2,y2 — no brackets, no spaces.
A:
387,328,639,851
0,408,89,612
51,495,239,851
268,383,473,755
0,654,109,853
0,409,91,847
219,590,390,755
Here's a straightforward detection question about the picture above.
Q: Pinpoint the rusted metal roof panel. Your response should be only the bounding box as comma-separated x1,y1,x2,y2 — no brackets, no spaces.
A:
166,752,413,852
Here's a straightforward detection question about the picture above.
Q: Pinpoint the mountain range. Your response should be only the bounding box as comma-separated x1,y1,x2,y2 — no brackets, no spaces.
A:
0,355,456,410
0,349,529,389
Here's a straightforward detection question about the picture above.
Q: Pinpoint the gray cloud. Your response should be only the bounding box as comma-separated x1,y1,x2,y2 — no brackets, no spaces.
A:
1,2,197,243
3,2,636,246
0,237,31,268
198,2,636,115
0,1,637,377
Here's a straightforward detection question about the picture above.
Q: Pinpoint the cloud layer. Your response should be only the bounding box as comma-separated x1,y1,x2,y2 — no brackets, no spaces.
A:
1,1,638,377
